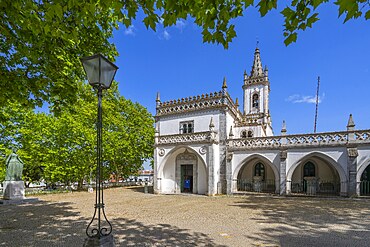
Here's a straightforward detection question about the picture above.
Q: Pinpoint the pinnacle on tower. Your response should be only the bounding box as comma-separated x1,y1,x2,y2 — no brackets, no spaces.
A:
250,47,264,77
222,77,227,89
347,114,355,129
235,97,239,107
156,92,161,102
264,65,268,77
281,120,287,134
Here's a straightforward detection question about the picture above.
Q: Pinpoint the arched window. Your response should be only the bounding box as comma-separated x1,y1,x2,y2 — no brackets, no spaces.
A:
361,165,370,181
254,162,265,179
252,94,259,108
360,164,370,195
241,130,247,138
248,131,253,137
303,162,315,177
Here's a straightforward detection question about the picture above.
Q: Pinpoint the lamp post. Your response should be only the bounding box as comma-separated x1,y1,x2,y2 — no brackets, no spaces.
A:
80,54,118,247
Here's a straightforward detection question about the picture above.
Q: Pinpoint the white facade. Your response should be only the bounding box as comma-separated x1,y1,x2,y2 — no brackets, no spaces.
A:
154,48,370,197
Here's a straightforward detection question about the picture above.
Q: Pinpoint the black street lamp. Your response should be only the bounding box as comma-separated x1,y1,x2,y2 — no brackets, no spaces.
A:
80,54,118,247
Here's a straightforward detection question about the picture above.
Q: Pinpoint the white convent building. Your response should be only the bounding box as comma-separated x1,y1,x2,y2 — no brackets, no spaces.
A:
153,47,370,197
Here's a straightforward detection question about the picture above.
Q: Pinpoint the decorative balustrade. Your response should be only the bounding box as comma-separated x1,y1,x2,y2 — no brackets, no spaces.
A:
353,130,370,143
228,129,370,150
285,131,348,146
157,130,370,148
157,131,213,145
229,136,281,149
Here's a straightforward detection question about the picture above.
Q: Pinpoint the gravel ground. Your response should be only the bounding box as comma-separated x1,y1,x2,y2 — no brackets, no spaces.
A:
1,187,370,247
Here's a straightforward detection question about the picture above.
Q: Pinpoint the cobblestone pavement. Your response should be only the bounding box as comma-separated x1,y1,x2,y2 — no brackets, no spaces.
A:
1,187,370,247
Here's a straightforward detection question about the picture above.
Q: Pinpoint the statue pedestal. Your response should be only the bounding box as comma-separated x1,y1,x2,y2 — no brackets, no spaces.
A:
3,181,25,200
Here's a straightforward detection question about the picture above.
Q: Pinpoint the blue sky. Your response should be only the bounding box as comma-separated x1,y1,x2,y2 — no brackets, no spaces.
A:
112,4,370,135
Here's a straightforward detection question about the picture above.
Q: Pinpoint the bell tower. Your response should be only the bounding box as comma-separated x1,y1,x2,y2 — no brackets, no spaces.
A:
242,47,273,136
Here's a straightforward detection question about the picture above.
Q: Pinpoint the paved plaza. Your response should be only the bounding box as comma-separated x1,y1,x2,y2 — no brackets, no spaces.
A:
0,187,369,246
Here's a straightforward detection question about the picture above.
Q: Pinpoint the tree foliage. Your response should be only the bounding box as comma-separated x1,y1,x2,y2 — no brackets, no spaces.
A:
2,1,369,108
0,83,154,187
0,0,118,109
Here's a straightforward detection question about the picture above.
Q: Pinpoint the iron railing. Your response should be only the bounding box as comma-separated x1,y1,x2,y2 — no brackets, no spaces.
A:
236,179,276,193
360,181,370,196
288,179,341,196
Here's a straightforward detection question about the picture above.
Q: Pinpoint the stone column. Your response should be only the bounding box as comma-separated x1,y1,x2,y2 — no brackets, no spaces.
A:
347,147,358,196
207,143,215,196
153,147,159,194
226,151,233,195
280,122,287,195
280,150,287,195
346,115,358,196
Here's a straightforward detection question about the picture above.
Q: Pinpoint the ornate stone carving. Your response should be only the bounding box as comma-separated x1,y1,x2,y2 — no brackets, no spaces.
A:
347,148,358,157
176,149,196,161
280,150,287,160
199,146,207,155
158,149,165,157
158,132,211,145
226,152,233,162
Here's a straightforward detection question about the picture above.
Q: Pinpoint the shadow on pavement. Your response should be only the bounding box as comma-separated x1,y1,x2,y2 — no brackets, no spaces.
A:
230,196,370,246
113,218,224,246
0,200,222,246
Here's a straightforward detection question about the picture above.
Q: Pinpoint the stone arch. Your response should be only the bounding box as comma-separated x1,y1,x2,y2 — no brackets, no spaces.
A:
357,157,370,182
158,146,207,177
157,146,208,194
233,154,279,193
357,157,370,196
286,151,347,195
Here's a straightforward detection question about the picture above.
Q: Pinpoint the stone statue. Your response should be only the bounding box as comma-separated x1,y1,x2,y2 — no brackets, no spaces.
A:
5,151,24,181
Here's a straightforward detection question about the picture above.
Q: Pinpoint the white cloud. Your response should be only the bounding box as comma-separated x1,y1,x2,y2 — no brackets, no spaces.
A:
163,30,171,40
286,94,324,104
124,25,136,36
175,20,186,32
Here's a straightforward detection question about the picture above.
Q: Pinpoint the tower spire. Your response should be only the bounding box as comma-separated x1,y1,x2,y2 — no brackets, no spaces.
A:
250,47,264,77
222,77,227,89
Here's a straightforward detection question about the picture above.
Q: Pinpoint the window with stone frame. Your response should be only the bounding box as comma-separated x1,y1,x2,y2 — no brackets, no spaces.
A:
241,130,253,138
303,162,315,177
180,121,194,134
241,130,247,138
252,93,259,108
254,162,265,180
248,130,253,137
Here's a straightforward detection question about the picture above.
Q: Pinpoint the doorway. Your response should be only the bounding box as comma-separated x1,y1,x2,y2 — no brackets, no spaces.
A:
181,164,193,193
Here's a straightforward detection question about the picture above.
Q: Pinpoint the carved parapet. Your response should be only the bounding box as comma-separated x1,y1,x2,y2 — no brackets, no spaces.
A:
157,131,217,146
156,91,241,119
227,136,282,150
353,130,370,143
156,91,223,116
285,132,348,146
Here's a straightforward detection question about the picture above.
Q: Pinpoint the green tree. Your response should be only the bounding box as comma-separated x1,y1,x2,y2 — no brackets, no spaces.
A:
0,0,118,109
0,82,154,187
103,85,155,181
